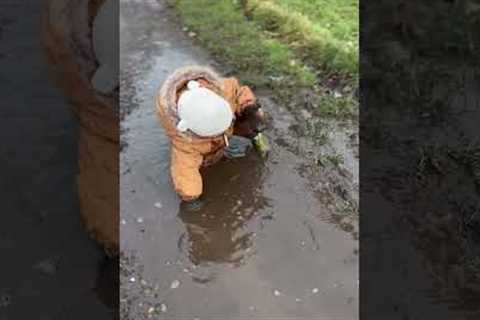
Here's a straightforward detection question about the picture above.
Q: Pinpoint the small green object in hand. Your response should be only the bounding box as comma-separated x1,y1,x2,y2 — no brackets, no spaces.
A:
253,132,270,157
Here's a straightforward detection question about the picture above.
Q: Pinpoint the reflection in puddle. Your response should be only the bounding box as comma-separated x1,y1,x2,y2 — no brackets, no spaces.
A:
178,153,272,267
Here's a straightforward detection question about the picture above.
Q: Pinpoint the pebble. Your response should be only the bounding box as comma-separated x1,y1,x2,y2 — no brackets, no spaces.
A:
182,27,188,31
334,91,343,98
295,298,302,303
34,259,57,275
165,260,172,266
160,303,167,312
154,202,162,209
170,280,180,289
312,288,319,294
136,217,144,223
129,277,136,283
188,32,197,37
300,109,312,119
140,279,147,286
147,306,155,314
120,219,126,225
273,290,281,297
0,293,11,307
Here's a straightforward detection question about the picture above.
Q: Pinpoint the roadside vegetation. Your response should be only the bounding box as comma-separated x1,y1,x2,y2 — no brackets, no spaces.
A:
168,0,358,119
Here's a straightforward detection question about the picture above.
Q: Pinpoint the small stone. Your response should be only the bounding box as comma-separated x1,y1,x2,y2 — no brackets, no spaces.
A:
136,217,144,223
312,288,319,294
121,219,126,225
140,279,147,286
170,280,180,289
147,306,155,314
34,259,57,275
160,303,167,312
182,27,188,31
129,277,136,283
300,109,312,119
165,260,172,266
273,290,281,297
154,202,163,209
188,32,197,37
300,241,306,247
0,293,11,307
334,91,343,98
295,298,302,303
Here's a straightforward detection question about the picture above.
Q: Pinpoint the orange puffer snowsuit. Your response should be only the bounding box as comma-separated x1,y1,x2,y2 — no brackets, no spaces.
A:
156,66,257,201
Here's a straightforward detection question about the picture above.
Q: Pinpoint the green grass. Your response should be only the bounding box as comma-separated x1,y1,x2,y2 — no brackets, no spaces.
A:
270,0,358,43
170,0,358,119
244,0,358,75
170,0,316,87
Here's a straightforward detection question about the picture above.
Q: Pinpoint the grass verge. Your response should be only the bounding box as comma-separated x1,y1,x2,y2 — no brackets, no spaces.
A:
169,0,358,119
243,0,358,76
170,0,315,87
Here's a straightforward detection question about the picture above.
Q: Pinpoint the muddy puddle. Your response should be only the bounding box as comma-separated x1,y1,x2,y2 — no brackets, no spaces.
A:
120,0,358,319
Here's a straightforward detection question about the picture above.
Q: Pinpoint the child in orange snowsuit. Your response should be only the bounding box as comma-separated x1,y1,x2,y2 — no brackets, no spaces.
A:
155,66,263,202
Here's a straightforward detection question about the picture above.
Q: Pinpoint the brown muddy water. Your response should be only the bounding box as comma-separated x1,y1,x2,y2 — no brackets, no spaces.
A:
120,0,358,319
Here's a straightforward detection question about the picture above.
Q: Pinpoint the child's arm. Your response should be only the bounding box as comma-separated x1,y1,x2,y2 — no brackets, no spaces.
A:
170,145,204,201
223,78,257,116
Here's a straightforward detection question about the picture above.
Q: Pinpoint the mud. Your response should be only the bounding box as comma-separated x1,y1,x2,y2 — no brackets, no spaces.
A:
361,2,480,317
120,0,358,319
